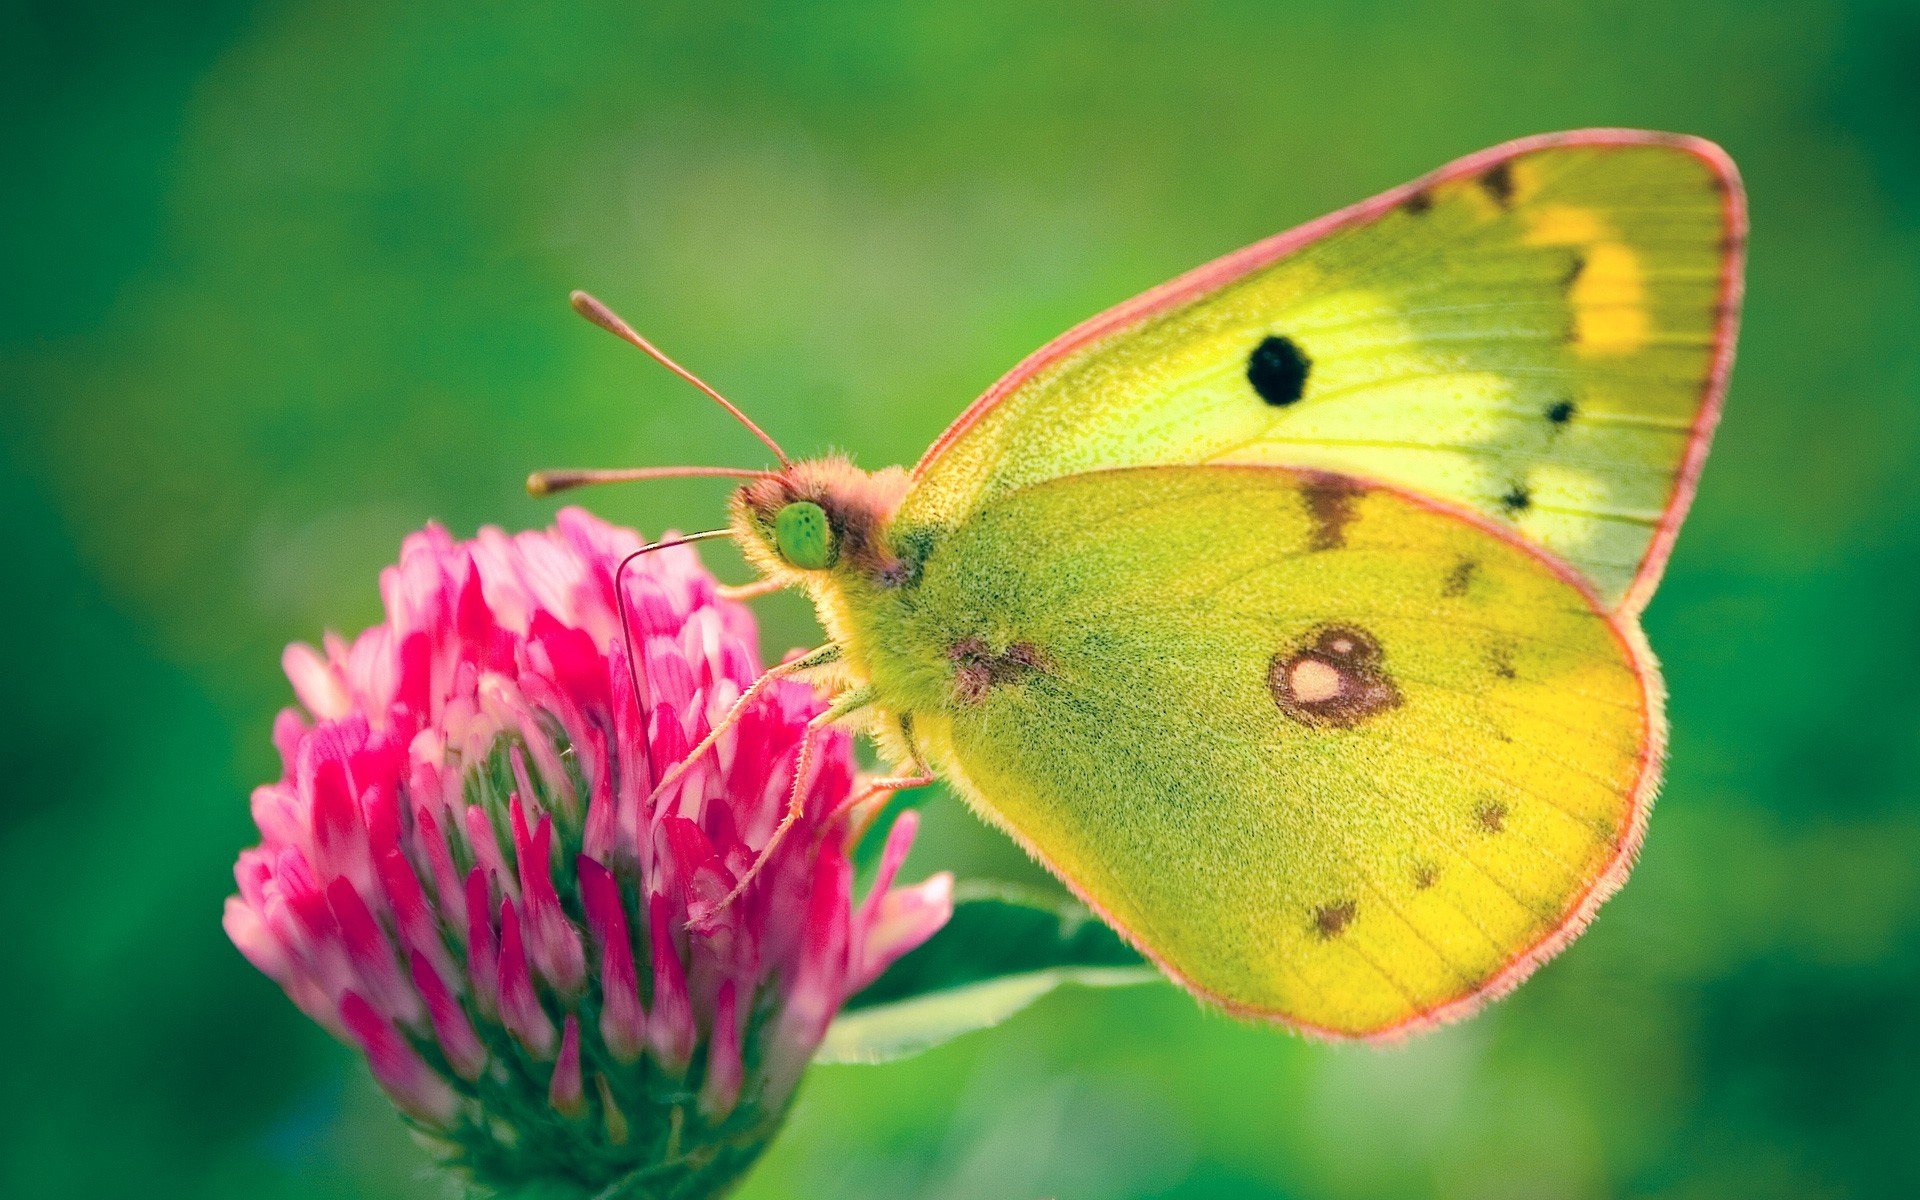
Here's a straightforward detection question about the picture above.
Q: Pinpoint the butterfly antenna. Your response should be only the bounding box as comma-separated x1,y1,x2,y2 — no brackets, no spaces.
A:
571,290,792,469
613,529,736,787
526,465,771,497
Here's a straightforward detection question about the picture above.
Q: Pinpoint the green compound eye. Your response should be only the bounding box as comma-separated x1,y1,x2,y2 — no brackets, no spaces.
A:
773,501,837,570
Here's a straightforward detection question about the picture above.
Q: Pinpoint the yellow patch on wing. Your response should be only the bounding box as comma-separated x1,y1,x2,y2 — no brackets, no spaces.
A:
1522,203,1607,246
1568,243,1651,356
1506,157,1548,204
1523,204,1652,357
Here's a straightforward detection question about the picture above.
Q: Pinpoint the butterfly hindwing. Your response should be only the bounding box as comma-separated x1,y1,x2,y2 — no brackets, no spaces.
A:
901,130,1743,613
893,465,1661,1038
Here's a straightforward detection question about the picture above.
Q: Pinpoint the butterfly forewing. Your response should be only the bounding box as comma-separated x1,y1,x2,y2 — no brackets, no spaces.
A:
902,132,1743,613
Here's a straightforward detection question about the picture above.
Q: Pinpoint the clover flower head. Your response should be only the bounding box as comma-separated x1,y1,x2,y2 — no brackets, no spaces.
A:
226,508,950,1197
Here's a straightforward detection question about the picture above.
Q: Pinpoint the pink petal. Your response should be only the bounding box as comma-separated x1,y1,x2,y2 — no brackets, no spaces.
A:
327,877,420,1027
579,856,645,1063
855,809,919,930
854,872,954,994
696,981,743,1121
498,898,556,1059
284,643,351,720
377,848,455,984
308,763,371,898
513,727,574,826
848,811,952,992
410,951,487,1082
646,893,694,1075
766,851,851,1096
510,798,586,997
463,868,499,1021
580,725,618,864
271,709,309,777
224,895,294,985
462,805,511,891
549,1015,584,1118
339,992,459,1128
607,638,653,816
413,803,464,927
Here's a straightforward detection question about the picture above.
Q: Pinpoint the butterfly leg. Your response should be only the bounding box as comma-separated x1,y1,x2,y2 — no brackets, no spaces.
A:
647,643,841,807
717,577,787,602
832,713,937,842
834,771,937,846
697,685,875,925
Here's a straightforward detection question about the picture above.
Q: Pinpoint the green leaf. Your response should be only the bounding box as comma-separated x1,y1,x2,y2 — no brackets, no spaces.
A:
817,883,1157,1064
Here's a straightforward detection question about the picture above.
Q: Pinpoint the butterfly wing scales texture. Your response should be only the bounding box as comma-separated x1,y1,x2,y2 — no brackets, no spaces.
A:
901,130,1744,614
879,465,1660,1038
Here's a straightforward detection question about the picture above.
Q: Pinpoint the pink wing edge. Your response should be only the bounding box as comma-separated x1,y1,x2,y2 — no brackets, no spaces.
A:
934,462,1668,1043
912,128,1749,618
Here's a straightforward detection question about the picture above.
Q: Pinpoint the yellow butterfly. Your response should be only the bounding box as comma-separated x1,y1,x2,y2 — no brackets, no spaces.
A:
533,129,1745,1040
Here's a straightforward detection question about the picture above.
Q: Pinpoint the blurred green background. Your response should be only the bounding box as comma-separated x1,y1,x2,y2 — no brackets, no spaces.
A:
6,1,1918,1196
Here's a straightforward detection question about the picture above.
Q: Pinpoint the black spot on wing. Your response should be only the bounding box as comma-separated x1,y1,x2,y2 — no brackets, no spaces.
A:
1480,162,1516,208
1546,399,1577,426
1248,335,1311,406
1500,483,1533,514
1402,189,1434,215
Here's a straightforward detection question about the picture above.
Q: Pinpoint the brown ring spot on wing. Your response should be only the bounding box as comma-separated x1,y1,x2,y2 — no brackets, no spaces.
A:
1412,863,1440,890
1269,624,1403,728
